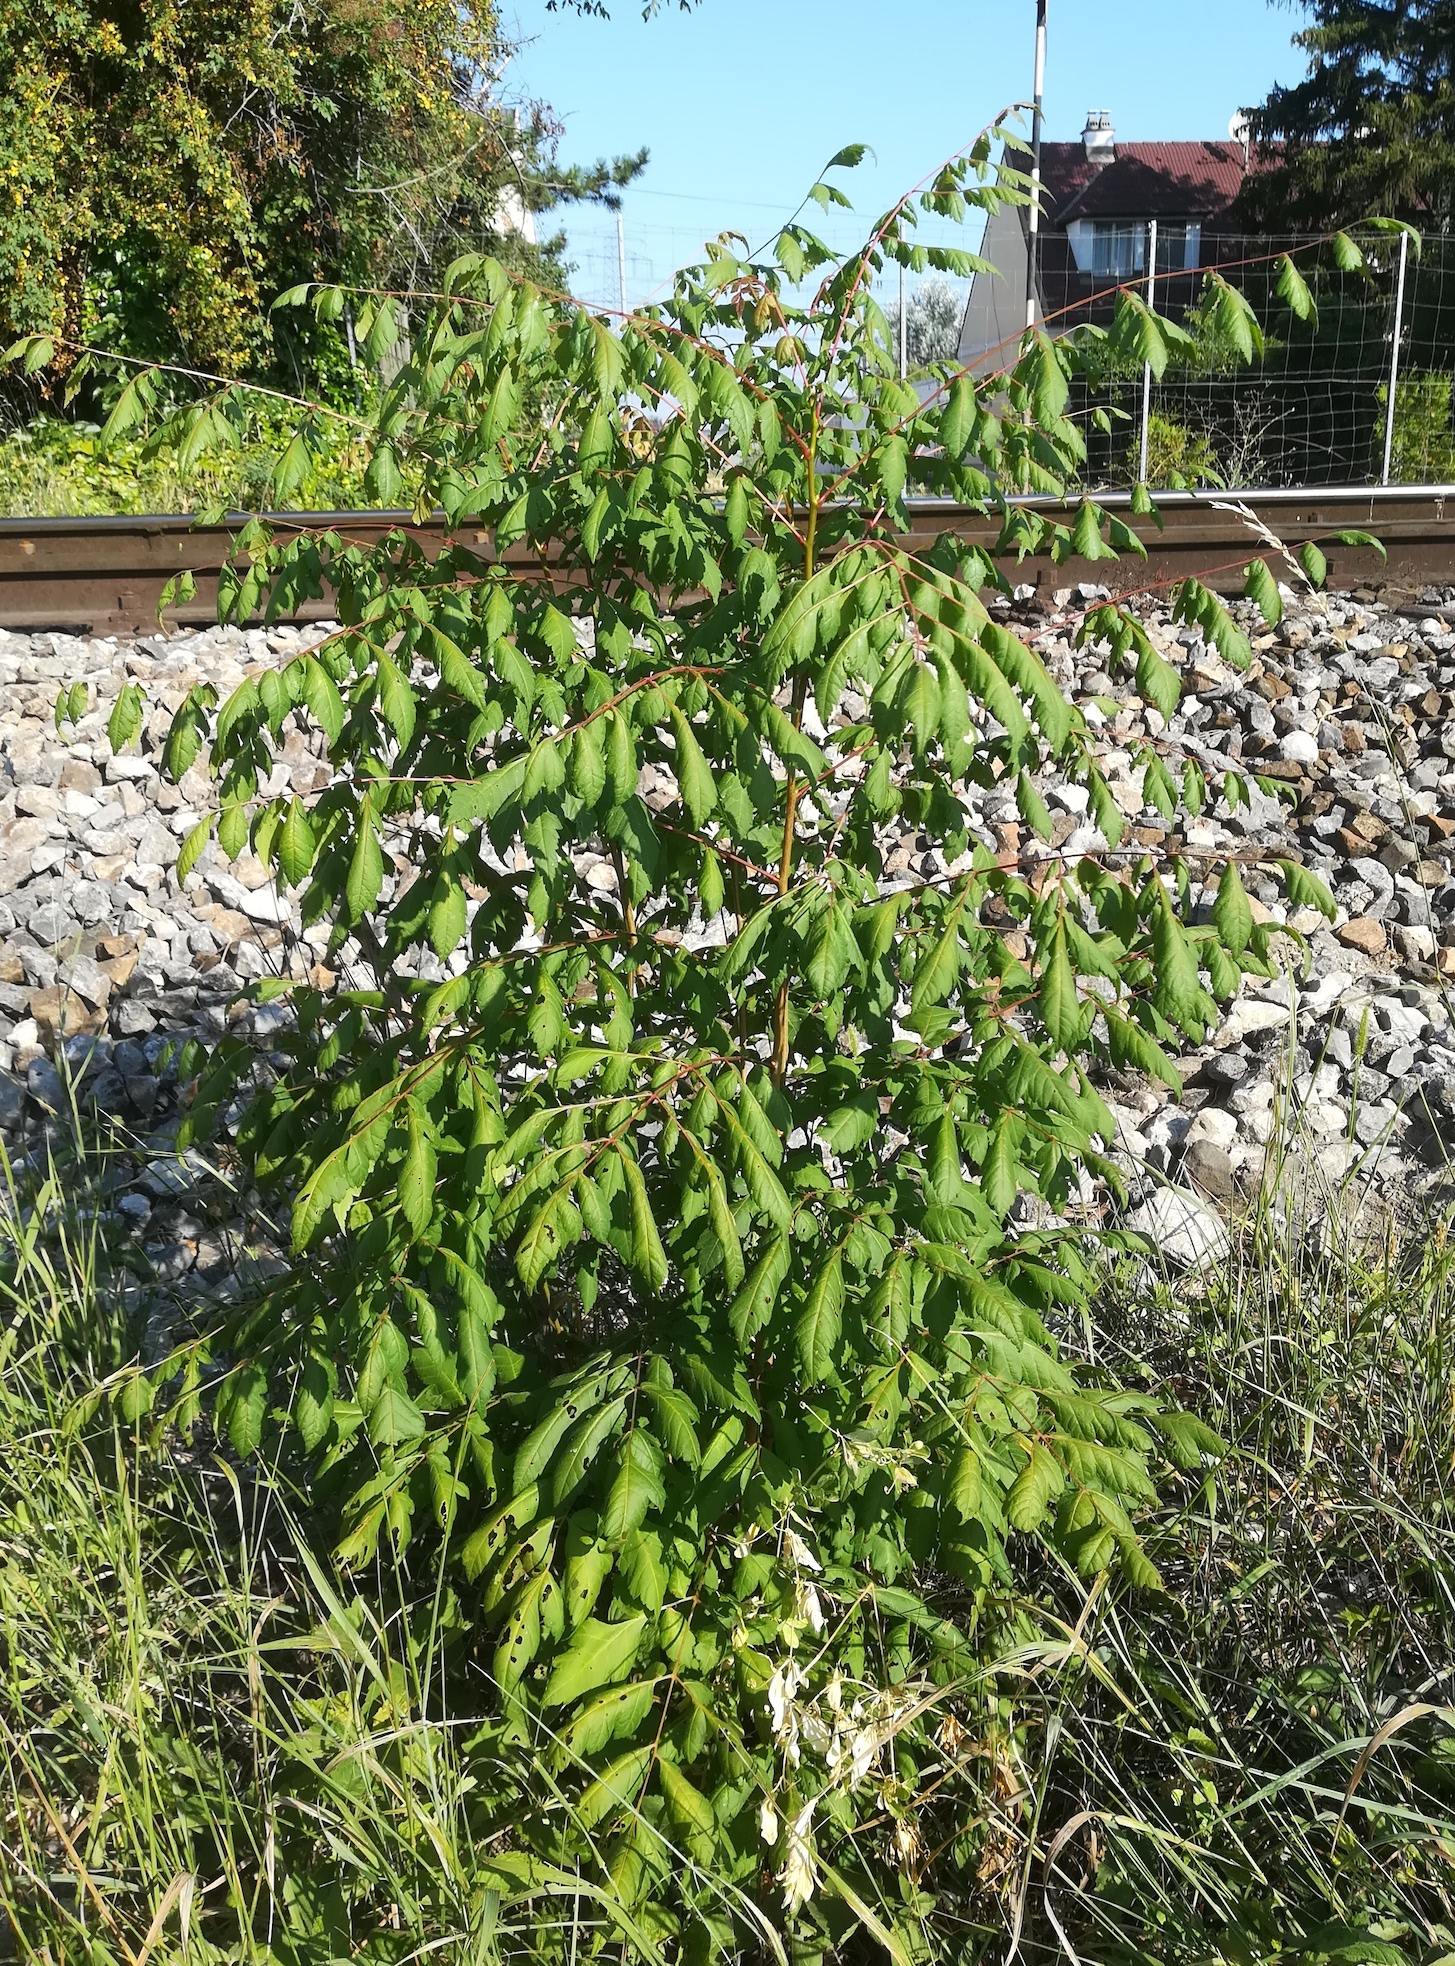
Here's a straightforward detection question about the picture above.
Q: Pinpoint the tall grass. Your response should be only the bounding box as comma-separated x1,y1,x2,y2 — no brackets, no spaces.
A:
1037,1201,1455,1963
5,1128,1455,1963
0,1149,688,1965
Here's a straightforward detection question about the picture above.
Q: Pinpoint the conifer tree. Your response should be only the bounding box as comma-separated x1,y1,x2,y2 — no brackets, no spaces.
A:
1242,0,1455,228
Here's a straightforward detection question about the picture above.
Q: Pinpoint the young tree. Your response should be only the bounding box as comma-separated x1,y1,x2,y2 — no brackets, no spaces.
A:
0,0,643,393
33,133,1349,1952
1241,0,1455,229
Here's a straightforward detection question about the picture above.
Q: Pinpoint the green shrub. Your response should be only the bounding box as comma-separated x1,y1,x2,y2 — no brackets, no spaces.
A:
0,402,375,517
1379,370,1455,483
37,136,1343,1954
1135,411,1225,490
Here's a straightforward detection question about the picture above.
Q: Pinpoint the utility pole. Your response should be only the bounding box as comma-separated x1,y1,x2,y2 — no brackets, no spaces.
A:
898,262,908,380
616,211,628,317
1025,0,1048,333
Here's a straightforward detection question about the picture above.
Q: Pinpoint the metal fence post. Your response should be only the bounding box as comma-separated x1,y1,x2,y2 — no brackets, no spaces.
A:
1137,219,1158,484
1381,228,1410,485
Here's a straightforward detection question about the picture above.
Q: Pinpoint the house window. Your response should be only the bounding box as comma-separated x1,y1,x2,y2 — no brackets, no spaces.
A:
1089,222,1144,278
1154,222,1198,273
1083,220,1202,280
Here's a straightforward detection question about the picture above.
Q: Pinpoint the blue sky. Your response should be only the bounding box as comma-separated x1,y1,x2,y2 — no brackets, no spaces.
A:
502,0,1310,308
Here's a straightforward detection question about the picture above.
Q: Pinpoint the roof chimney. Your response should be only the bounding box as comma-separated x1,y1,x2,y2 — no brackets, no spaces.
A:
1082,110,1116,166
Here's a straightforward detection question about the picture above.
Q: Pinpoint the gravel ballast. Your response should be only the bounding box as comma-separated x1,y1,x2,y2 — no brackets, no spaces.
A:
5,576,1455,1289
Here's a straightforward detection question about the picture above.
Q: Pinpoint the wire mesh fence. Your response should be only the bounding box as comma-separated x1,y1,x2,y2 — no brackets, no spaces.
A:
1062,227,1455,493
559,202,1455,495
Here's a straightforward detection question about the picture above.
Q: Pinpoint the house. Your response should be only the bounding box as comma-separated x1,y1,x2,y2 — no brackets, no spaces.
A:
959,113,1263,371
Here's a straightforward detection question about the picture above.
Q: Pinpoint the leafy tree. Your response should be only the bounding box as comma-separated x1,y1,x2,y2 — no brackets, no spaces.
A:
887,275,965,371
38,133,1347,1953
1242,0,1455,229
0,0,643,393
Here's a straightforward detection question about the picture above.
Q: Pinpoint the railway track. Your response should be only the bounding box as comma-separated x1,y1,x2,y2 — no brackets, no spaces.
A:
0,485,1450,635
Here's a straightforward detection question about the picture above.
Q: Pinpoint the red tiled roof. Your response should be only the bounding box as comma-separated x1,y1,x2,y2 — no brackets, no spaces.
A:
1039,140,1272,224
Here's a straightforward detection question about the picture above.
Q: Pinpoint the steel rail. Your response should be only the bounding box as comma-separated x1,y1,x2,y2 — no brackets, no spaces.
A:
0,485,1450,634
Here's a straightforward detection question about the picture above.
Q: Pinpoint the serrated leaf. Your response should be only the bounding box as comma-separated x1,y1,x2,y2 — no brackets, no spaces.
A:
369,1383,426,1446
1158,1409,1227,1470
346,803,384,921
602,1430,665,1545
296,1353,335,1452
1104,1008,1183,1094
563,1679,659,1757
820,1093,878,1155
619,1149,668,1292
399,1101,437,1235
515,1397,580,1494
728,1234,790,1344
1038,922,1081,1051
1007,1440,1064,1533
572,720,606,806
669,708,714,825
1280,856,1336,920
1016,770,1054,842
981,1113,1019,1217
577,1745,654,1829
458,1300,498,1403
218,801,248,860
429,875,468,960
107,682,145,753
377,651,416,748
947,1444,983,1521
222,1362,267,1458
727,1086,790,1227
796,1247,844,1384
542,1612,647,1710
1276,253,1318,326
619,1526,669,1612
1150,884,1204,1031
176,813,213,884
1244,557,1283,628
301,657,345,743
278,799,316,888
658,1758,716,1858
1135,643,1181,722
1213,860,1253,956
554,1399,629,1502
641,1382,701,1465
911,886,969,1014
804,897,859,999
